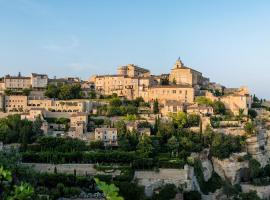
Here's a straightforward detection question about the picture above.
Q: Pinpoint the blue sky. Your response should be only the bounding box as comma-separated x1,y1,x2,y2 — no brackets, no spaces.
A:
0,0,270,99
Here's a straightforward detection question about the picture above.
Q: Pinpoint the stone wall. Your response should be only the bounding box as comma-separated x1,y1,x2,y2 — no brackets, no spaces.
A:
22,163,121,177
134,166,195,197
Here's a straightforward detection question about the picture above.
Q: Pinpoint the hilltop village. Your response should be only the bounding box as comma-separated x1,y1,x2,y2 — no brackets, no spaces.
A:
1,59,270,200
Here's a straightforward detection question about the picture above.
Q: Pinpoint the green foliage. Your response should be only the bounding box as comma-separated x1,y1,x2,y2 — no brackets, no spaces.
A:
0,115,42,145
44,84,60,98
22,88,31,96
153,184,177,200
153,99,159,114
29,136,88,152
8,182,35,200
249,159,261,180
248,109,257,119
167,136,179,157
136,136,154,158
210,134,244,159
169,112,188,129
0,166,35,200
187,114,200,127
88,91,96,99
237,191,261,200
22,150,137,164
212,100,226,115
123,114,137,121
195,96,213,106
116,181,145,200
244,122,256,135
45,83,82,100
94,178,124,200
102,98,139,116
183,191,202,200
194,160,222,195
0,166,12,182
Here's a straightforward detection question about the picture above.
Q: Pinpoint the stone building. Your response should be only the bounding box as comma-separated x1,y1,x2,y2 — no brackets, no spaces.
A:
117,64,150,77
5,95,28,112
169,58,206,86
205,90,252,115
147,85,194,103
94,128,118,146
160,100,186,116
69,112,88,137
4,74,31,90
3,95,91,113
186,103,214,115
31,73,48,89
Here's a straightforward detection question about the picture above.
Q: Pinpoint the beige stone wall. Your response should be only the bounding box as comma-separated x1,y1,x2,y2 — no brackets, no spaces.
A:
134,166,194,197
4,77,31,89
31,74,48,88
95,128,117,145
147,86,194,103
117,64,150,78
5,95,28,112
168,59,203,86
205,91,251,115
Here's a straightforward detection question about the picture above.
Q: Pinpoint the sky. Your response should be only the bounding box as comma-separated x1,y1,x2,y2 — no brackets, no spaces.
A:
0,0,269,99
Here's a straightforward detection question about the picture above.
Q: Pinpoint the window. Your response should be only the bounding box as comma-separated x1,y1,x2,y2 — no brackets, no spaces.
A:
172,90,176,94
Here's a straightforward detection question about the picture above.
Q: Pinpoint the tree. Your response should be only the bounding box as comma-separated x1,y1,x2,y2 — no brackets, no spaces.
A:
248,109,257,119
136,136,153,158
169,112,188,129
212,101,226,115
187,114,200,127
45,84,60,99
183,191,201,200
32,116,43,136
154,184,177,200
238,108,245,120
195,96,213,106
8,182,35,200
88,91,96,99
249,159,261,180
167,136,179,157
22,89,31,96
110,98,122,107
238,191,261,200
153,99,159,114
94,178,124,200
244,122,256,135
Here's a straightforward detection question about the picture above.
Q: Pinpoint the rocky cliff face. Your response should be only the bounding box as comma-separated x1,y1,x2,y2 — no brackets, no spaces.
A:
212,153,249,185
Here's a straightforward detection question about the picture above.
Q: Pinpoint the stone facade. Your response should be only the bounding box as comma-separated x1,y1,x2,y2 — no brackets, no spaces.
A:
169,58,204,86
205,90,252,115
134,166,195,197
95,128,117,146
4,74,31,90
69,113,88,137
3,95,92,113
31,73,48,89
